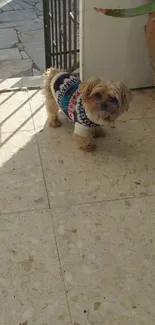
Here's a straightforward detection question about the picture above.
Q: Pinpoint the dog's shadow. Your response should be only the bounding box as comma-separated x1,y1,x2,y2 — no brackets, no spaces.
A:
36,118,147,197
0,109,150,214
50,113,138,160
96,125,136,159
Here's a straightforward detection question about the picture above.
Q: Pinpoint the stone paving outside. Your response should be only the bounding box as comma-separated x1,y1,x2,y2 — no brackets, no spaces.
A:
0,0,79,78
0,0,44,78
0,75,155,324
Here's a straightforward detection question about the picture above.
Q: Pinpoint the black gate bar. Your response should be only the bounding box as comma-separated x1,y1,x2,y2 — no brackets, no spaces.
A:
43,0,79,72
43,0,52,69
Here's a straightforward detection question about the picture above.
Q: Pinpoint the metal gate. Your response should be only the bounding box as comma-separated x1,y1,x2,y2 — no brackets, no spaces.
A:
43,0,79,72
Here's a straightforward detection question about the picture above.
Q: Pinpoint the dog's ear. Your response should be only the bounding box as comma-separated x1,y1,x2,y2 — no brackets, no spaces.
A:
79,77,103,98
107,81,133,112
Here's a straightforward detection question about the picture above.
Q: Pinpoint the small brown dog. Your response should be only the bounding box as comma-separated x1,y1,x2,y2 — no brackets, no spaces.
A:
44,68,132,151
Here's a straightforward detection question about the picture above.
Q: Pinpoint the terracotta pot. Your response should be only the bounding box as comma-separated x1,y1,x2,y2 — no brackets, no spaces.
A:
146,12,155,85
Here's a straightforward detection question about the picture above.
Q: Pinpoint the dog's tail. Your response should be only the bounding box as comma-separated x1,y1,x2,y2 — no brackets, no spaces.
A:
43,67,59,101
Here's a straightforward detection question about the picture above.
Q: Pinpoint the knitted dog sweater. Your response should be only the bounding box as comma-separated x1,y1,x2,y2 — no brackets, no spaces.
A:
51,72,98,137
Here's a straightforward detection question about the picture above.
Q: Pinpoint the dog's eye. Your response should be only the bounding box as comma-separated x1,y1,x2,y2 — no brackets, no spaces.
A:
109,96,118,105
95,93,102,101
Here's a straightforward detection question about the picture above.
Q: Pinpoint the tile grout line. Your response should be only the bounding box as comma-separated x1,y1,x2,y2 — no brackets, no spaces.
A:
1,128,35,134
0,194,155,217
27,89,73,325
49,193,155,209
0,86,42,94
145,119,155,135
0,207,50,217
26,89,50,207
48,216,74,325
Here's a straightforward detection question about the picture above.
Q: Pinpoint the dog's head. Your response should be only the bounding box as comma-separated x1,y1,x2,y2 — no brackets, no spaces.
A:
79,77,133,126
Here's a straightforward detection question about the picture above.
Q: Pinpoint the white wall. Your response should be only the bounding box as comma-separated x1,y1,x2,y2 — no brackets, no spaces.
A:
80,0,153,88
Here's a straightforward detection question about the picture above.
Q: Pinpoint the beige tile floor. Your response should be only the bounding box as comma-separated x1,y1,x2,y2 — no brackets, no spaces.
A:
0,82,155,325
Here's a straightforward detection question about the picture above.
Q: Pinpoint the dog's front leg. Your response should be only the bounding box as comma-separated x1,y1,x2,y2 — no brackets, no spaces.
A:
73,123,95,151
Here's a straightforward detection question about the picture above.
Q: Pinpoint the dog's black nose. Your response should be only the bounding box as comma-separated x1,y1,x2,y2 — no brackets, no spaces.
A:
101,103,108,111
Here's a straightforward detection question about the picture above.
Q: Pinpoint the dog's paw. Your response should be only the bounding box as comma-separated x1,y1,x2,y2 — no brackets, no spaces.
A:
49,119,62,128
80,143,96,152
